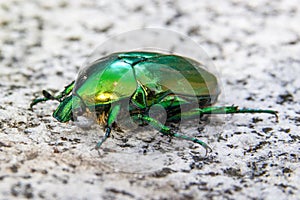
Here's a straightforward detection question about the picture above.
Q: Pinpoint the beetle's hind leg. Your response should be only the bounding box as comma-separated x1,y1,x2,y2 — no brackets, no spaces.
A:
168,106,278,122
30,81,75,109
133,114,212,156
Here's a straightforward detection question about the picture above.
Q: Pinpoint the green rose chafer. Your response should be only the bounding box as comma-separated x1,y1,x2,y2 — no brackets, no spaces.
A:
31,51,278,154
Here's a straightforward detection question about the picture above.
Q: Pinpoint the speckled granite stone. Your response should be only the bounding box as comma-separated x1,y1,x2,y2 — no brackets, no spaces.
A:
0,0,299,199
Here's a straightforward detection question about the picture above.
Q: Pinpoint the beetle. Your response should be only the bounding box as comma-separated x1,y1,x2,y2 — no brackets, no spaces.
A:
30,51,277,154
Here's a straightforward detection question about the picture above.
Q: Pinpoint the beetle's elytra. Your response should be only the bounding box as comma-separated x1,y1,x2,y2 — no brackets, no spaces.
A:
31,51,277,154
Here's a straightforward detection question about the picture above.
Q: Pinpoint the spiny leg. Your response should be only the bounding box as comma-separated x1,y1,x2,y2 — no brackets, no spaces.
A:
95,104,121,150
30,81,75,108
133,114,212,156
168,106,278,122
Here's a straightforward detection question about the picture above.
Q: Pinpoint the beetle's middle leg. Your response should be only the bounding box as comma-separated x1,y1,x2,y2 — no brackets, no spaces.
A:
133,114,212,155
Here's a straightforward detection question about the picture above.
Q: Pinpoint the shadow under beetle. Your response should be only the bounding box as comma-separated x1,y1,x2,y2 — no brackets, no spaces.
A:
30,51,278,155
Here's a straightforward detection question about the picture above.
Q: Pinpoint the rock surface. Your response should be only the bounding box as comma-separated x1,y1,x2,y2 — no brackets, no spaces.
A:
0,0,299,199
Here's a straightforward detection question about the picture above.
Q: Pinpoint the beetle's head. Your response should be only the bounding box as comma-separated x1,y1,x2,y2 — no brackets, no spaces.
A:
53,95,84,122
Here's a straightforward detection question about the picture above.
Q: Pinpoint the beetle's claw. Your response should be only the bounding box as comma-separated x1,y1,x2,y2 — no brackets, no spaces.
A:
29,103,34,110
91,146,97,151
274,111,279,123
97,149,102,156
204,145,212,157
95,142,102,150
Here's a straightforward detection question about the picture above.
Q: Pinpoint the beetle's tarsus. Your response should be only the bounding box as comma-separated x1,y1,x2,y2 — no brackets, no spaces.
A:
95,127,111,150
235,107,279,122
204,144,212,157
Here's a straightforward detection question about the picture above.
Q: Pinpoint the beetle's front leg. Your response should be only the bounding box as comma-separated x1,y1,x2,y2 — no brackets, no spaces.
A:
30,81,75,109
95,127,112,150
95,104,121,150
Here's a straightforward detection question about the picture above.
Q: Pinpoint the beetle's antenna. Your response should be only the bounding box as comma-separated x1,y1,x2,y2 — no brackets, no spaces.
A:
30,90,57,109
42,90,57,100
30,81,75,110
30,90,62,109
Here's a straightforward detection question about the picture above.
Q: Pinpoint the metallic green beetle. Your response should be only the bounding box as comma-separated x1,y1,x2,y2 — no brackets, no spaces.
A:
31,51,277,154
